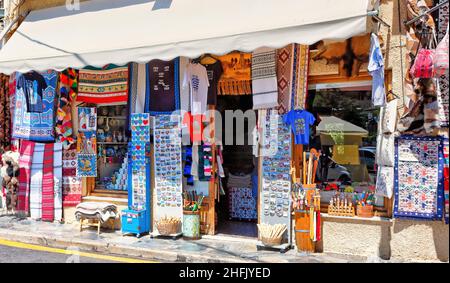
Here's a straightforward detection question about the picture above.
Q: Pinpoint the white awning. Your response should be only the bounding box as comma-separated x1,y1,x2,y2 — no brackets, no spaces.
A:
0,0,371,74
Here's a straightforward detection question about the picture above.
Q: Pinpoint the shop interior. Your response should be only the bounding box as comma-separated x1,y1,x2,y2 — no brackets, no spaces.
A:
215,95,258,238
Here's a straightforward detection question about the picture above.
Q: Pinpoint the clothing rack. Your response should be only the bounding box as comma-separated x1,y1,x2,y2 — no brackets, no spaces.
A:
404,0,449,26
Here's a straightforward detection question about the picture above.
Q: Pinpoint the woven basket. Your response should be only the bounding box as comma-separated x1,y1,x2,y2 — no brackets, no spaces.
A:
261,236,282,247
156,221,180,236
356,205,374,218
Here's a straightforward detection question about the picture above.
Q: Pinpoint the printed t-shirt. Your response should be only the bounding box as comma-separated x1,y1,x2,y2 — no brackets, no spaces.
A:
283,109,315,145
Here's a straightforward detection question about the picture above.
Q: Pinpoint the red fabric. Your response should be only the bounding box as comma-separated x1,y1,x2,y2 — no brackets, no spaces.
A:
182,112,205,143
18,140,35,214
410,48,436,78
316,211,321,242
41,143,55,221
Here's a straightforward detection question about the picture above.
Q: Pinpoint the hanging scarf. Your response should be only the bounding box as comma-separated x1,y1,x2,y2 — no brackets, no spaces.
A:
292,45,309,110
0,74,11,150
17,140,35,214
56,69,78,149
276,45,294,114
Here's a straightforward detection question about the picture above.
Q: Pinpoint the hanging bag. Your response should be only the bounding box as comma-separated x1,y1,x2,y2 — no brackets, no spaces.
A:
410,29,437,79
434,25,449,76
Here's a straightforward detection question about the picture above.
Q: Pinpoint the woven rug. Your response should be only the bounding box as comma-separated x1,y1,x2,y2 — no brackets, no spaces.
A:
443,138,449,224
53,143,63,222
30,143,45,220
62,147,82,207
276,45,294,114
291,44,309,110
394,135,444,220
252,47,278,110
41,143,55,221
17,140,35,214
77,65,129,104
12,70,57,142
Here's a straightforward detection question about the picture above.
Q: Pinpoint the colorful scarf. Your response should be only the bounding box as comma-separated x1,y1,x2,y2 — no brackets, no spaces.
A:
276,45,294,114
252,47,279,110
30,143,45,219
62,147,82,207
394,135,445,220
53,143,63,222
56,69,78,149
0,74,11,151
12,70,57,142
77,64,129,104
292,44,309,110
42,143,55,221
217,52,252,95
17,140,35,214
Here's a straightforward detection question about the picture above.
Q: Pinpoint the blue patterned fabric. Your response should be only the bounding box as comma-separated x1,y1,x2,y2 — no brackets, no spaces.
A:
12,70,58,142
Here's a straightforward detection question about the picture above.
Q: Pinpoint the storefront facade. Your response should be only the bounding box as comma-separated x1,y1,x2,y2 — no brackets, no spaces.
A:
0,0,448,262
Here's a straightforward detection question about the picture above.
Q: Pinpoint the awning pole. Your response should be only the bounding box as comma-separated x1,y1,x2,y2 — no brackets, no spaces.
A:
404,0,448,26
367,10,391,29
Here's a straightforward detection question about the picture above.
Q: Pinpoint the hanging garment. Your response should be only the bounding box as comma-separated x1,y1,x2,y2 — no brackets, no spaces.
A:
292,44,309,110
276,44,294,114
202,60,223,106
283,109,315,145
375,166,394,199
379,98,398,134
0,74,11,150
77,64,129,104
217,52,252,96
56,69,78,150
368,33,386,107
376,133,395,167
146,59,180,115
12,70,58,142
16,71,47,113
17,140,35,214
394,136,444,220
183,62,209,115
252,47,279,110
30,143,45,220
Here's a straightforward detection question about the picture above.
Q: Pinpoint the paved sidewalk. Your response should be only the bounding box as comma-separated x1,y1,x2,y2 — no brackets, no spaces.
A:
0,215,372,263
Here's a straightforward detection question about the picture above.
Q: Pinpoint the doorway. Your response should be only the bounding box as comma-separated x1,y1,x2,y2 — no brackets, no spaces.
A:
215,95,258,238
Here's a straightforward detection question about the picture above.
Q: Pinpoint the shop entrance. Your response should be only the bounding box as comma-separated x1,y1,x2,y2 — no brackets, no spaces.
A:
215,95,258,238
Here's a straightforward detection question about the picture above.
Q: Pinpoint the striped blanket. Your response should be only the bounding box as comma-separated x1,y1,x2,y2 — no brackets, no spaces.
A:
53,143,63,222
42,143,55,221
30,143,44,219
62,148,82,207
18,140,35,215
77,65,129,104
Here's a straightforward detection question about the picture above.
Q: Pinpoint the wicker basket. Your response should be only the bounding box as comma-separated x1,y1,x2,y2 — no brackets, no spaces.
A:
156,221,181,236
356,205,374,218
261,236,282,247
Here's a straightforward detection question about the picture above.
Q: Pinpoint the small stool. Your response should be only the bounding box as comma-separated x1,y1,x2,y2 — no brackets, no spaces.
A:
79,216,115,235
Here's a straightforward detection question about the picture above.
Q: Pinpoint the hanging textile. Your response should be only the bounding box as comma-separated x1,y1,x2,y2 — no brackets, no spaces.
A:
291,44,309,110
276,44,294,114
30,143,45,219
8,73,16,135
12,70,57,142
77,64,129,104
375,166,394,199
62,146,82,207
53,143,63,222
146,59,180,115
42,143,55,221
443,138,449,224
437,0,449,127
56,69,78,149
0,74,11,151
76,107,97,177
251,47,279,110
17,140,35,214
217,52,252,95
368,33,386,107
394,135,445,220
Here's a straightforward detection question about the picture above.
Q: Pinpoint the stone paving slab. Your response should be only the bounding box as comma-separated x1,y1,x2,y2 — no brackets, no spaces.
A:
0,215,373,263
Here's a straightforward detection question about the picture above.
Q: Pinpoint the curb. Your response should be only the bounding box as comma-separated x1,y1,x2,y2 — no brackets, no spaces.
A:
0,228,254,263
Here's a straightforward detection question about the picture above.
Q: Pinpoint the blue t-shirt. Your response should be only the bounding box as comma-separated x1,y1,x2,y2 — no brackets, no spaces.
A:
283,110,315,145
